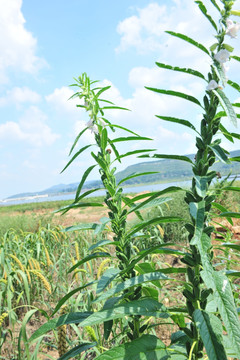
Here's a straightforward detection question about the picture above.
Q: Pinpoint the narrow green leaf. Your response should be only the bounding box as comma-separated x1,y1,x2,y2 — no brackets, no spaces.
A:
61,145,92,173
193,310,228,360
53,189,101,214
157,267,187,275
101,120,140,136
69,127,88,156
156,115,198,132
146,87,202,107
165,31,210,55
223,186,240,191
231,55,240,62
93,217,111,235
58,342,97,360
94,273,169,303
94,334,168,360
102,297,121,341
156,62,206,79
195,1,218,31
229,132,240,140
63,223,96,232
118,243,180,279
213,272,240,357
231,10,240,17
222,43,234,52
213,89,237,127
111,136,151,143
96,268,120,294
210,43,218,52
208,144,230,164
232,102,240,107
102,106,130,111
150,154,193,164
127,216,183,238
219,212,240,218
230,157,240,162
96,85,111,98
228,79,240,92
221,243,240,251
75,164,96,201
108,140,121,163
75,188,103,203
128,196,171,214
101,128,108,150
68,252,111,273
54,200,103,215
209,0,221,12
219,124,234,143
124,187,182,205
118,149,156,160
118,171,159,186
82,299,168,326
212,202,233,225
51,282,96,317
18,309,39,356
88,239,118,251
91,152,106,170
29,312,93,342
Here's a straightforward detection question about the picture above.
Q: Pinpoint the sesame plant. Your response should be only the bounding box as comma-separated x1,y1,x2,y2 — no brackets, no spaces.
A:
141,0,240,359
29,1,240,359
28,74,186,358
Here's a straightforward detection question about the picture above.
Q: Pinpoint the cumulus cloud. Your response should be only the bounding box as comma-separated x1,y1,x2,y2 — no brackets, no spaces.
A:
116,3,166,54
0,86,41,107
115,0,240,57
0,0,46,83
0,106,59,146
46,86,82,117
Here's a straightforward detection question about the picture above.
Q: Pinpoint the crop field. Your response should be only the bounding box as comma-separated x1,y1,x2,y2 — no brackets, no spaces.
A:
0,187,239,359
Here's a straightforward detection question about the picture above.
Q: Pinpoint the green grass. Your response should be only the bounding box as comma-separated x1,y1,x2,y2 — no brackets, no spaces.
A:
0,196,106,237
0,196,106,214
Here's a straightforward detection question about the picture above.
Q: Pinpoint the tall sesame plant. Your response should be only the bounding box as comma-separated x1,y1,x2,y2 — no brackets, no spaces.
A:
29,1,240,359
28,74,184,357
143,0,240,359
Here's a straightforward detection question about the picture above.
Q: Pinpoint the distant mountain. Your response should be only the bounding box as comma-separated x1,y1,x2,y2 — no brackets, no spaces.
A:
6,149,240,199
115,149,240,185
6,180,102,199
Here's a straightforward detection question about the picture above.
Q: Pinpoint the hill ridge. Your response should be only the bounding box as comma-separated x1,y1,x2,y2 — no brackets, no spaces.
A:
6,149,240,199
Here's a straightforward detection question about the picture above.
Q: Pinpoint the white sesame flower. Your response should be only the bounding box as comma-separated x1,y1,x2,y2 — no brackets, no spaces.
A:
206,80,219,91
86,119,93,127
222,62,229,74
226,19,240,38
90,125,98,134
214,49,230,64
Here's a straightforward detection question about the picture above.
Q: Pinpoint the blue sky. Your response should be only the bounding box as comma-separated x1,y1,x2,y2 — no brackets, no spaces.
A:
1,0,240,199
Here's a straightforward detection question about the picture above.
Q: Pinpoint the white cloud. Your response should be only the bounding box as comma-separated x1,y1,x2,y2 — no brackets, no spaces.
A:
0,86,41,107
0,0,46,83
46,86,82,116
0,106,59,146
116,3,167,53
153,124,195,154
116,0,240,57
